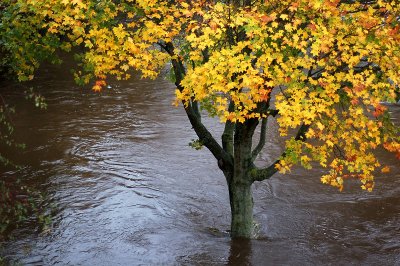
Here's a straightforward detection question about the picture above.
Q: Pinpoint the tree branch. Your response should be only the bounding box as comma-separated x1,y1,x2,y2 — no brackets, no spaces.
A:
251,117,267,161
250,123,310,182
162,42,233,170
222,100,235,157
267,109,279,117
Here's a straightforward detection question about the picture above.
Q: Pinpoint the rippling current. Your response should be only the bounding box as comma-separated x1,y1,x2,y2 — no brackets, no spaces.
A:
0,64,399,265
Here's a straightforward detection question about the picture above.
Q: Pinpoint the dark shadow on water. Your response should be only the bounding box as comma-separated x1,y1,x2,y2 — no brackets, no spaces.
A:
227,238,252,266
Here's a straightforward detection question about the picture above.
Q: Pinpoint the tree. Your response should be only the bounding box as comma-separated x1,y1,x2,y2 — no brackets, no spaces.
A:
1,0,399,238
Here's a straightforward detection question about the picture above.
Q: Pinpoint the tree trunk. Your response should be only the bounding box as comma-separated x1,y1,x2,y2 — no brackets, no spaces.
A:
228,121,258,238
229,180,253,238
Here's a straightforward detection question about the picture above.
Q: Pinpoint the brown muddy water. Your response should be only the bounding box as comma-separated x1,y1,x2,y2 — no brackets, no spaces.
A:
0,64,399,265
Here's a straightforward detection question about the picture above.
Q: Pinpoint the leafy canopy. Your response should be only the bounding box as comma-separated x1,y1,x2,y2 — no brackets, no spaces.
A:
1,0,399,191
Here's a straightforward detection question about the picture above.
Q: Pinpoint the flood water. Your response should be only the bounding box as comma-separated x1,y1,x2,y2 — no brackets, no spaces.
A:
0,63,399,265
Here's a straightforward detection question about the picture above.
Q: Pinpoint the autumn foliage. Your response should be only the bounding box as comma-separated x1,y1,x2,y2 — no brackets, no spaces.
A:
1,0,399,193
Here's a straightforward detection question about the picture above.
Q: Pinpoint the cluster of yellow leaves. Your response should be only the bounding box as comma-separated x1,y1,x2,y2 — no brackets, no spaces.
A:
176,0,399,190
2,0,399,191
4,0,195,82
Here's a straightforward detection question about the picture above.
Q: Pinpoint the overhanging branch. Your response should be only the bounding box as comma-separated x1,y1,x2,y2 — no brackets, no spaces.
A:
161,41,233,170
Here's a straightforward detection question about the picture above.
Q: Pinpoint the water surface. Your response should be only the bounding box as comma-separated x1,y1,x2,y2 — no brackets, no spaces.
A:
1,65,399,265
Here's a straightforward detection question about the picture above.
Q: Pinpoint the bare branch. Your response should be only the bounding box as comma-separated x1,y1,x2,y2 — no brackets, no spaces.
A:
250,123,310,182
251,117,267,161
222,100,235,157
267,109,279,117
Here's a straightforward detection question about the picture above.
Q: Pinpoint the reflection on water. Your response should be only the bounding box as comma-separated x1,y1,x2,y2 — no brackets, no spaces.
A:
228,239,252,265
0,64,399,265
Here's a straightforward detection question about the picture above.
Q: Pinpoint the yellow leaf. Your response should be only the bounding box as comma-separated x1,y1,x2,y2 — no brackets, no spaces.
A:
280,14,289,20
92,85,101,92
326,140,334,147
76,37,83,45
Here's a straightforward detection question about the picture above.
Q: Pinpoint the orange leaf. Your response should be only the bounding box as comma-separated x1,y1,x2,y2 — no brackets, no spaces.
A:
373,104,386,117
381,166,390,173
209,21,218,30
260,15,273,24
